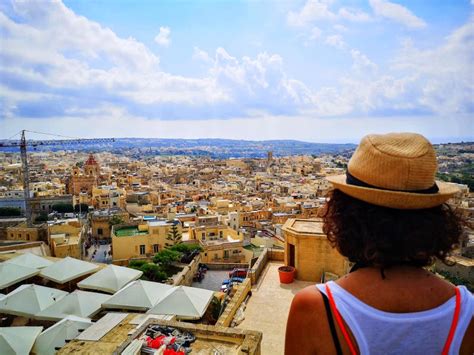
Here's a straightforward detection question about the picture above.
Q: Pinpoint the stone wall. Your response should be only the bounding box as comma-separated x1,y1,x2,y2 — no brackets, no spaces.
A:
216,278,252,327
248,249,268,285
204,262,250,270
172,254,202,286
268,248,284,261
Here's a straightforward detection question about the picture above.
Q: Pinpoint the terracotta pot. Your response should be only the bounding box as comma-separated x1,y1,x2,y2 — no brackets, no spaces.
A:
278,265,296,284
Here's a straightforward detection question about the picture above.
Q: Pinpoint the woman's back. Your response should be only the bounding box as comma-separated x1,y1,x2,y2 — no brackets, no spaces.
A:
286,267,474,354
318,267,474,354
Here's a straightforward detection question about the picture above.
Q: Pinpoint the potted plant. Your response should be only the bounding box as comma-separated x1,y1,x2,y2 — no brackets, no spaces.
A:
278,265,296,284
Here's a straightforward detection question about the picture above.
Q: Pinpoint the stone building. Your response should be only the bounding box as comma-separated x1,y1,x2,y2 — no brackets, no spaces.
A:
282,218,349,282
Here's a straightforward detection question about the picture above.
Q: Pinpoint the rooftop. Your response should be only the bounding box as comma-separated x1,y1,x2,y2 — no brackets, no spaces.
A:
114,226,148,237
238,261,313,355
282,218,324,235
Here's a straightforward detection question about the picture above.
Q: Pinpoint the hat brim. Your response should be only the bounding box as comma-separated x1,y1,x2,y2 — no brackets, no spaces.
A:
326,174,460,209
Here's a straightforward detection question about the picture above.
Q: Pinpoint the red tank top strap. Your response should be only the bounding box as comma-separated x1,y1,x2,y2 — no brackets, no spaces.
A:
325,284,461,355
325,284,358,355
442,286,461,355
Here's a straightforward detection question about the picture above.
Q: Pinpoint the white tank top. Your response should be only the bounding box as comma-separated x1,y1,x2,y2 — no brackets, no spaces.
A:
316,281,474,355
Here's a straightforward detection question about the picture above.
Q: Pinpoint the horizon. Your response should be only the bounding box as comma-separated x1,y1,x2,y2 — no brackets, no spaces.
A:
1,0,473,141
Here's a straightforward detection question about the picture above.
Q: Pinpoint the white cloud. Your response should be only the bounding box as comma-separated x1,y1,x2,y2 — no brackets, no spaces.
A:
325,34,346,49
154,26,171,47
338,8,371,22
309,26,322,40
287,0,370,27
369,0,427,29
193,46,211,63
0,0,472,134
333,24,348,32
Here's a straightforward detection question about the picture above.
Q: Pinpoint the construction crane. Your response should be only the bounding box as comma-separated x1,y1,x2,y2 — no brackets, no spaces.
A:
0,130,115,227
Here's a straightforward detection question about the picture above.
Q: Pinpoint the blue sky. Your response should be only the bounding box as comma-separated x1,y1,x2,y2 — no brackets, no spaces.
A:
0,0,473,143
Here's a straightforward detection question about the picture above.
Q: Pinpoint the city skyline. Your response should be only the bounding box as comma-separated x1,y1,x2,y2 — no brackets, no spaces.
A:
1,0,473,142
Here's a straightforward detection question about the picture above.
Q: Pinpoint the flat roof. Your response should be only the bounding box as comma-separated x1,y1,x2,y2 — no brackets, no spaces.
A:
114,227,148,237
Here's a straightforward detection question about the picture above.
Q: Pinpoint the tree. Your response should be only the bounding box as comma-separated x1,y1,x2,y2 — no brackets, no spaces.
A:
34,212,48,223
170,243,202,254
153,249,181,268
0,207,22,217
52,203,74,213
140,263,168,282
109,215,124,227
74,204,89,213
165,223,182,248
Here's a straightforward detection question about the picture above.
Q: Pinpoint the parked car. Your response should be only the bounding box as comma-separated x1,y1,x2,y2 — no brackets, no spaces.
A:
228,268,247,278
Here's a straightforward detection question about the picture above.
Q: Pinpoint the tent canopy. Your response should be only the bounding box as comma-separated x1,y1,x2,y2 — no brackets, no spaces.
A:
77,264,143,294
5,252,54,269
35,290,110,321
40,257,99,284
147,285,214,320
32,316,91,355
0,263,40,289
0,284,68,318
0,326,43,355
102,280,172,311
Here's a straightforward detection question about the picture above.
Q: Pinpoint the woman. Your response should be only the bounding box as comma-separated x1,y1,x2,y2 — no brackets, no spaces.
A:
285,133,473,355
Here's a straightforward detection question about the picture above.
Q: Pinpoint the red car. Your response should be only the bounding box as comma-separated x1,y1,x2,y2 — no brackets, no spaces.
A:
229,268,247,278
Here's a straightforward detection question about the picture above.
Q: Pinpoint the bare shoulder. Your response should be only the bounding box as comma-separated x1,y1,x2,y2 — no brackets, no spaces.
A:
285,285,326,355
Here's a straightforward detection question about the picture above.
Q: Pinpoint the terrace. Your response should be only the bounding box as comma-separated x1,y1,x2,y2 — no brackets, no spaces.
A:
238,261,313,355
114,226,148,237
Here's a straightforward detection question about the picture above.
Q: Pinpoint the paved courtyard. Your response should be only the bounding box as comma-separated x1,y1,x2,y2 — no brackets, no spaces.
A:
238,261,314,355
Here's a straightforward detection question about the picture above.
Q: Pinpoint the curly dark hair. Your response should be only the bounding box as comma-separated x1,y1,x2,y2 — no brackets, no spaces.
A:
322,189,464,268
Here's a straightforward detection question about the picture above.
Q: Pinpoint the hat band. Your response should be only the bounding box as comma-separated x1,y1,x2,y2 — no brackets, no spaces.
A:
346,171,439,194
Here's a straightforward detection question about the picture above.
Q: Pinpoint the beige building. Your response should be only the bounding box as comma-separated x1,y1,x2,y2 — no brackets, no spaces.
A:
91,209,130,239
6,223,48,242
49,220,82,258
282,218,349,282
111,220,181,263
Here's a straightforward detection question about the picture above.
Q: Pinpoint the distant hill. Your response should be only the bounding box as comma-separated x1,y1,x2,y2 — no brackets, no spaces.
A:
0,138,357,158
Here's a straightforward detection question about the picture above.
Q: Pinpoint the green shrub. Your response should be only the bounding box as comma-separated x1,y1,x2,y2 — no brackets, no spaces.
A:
169,243,202,253
153,249,181,267
129,260,147,268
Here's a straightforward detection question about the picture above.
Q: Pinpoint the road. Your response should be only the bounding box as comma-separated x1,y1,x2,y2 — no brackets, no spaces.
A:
86,243,112,264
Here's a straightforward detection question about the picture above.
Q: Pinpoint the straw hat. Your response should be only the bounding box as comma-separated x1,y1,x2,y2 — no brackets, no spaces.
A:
326,132,460,209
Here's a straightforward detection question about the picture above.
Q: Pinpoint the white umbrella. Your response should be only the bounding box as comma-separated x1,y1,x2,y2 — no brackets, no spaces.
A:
40,257,99,284
0,284,68,317
32,316,91,355
35,290,110,321
0,263,40,289
147,285,214,320
77,264,143,294
102,280,172,311
0,326,43,355
5,252,54,269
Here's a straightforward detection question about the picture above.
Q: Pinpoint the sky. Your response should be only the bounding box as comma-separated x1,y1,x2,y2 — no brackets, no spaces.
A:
0,0,473,143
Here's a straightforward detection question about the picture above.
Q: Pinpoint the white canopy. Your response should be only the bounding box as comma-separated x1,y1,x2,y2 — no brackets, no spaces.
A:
0,326,43,355
102,280,172,311
77,264,143,294
32,316,91,355
5,252,54,269
147,285,214,320
35,290,110,321
0,263,40,289
40,257,99,284
0,284,68,317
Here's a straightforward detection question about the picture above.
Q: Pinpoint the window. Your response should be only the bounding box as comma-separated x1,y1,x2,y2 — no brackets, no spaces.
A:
139,245,146,255
219,231,223,238
98,228,103,236
201,232,205,240
26,234,30,241
153,244,159,253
